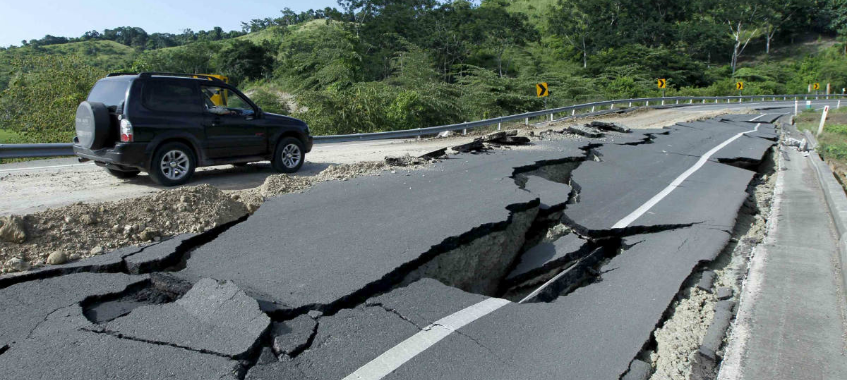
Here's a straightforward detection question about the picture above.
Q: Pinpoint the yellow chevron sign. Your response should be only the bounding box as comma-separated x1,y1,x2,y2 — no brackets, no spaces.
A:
657,79,667,89
736,82,744,90
536,82,548,97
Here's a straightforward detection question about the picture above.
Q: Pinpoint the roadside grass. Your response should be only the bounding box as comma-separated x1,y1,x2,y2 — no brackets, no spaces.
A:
0,129,21,144
796,106,847,184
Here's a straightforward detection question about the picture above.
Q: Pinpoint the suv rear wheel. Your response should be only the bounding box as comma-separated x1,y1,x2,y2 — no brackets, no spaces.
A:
149,142,196,186
106,168,140,179
272,137,305,173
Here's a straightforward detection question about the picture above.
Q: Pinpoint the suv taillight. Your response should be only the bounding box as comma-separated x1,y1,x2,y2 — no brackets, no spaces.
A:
120,118,134,142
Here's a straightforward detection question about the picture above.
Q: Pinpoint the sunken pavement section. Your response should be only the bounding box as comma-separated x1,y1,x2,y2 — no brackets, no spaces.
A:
0,114,780,380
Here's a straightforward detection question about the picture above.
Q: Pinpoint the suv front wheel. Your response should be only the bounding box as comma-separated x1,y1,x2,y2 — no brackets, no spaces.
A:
149,142,196,186
272,137,305,173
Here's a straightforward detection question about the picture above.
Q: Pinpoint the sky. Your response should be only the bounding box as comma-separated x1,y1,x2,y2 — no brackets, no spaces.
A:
0,0,339,47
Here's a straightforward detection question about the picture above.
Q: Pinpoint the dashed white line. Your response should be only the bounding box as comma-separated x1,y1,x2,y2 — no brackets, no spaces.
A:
749,114,765,121
612,122,761,228
340,120,765,380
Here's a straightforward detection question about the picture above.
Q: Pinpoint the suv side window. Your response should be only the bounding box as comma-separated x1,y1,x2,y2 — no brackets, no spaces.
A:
201,85,255,117
142,81,200,113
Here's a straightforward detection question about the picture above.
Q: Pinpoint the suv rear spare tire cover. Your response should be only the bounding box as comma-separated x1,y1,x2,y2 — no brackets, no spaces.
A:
75,101,110,149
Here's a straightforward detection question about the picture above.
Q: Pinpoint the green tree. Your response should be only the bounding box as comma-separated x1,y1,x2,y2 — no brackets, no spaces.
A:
214,40,272,83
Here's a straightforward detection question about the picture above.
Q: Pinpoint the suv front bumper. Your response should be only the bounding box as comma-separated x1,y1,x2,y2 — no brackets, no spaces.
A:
73,142,148,171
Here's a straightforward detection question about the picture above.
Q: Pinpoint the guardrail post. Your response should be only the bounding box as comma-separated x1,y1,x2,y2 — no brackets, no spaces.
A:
661,100,665,105
628,101,632,107
610,103,614,110
838,100,841,109
676,99,679,104
463,129,467,136
572,109,575,116
525,117,528,126
498,122,501,131
591,106,595,112
646,101,650,106
550,113,554,121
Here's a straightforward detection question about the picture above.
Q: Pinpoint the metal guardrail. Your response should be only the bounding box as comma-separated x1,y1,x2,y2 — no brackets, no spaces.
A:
2,94,845,159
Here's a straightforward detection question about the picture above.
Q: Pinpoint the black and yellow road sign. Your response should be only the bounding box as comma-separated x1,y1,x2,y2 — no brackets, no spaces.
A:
657,79,667,89
813,83,821,90
736,81,744,90
536,82,549,97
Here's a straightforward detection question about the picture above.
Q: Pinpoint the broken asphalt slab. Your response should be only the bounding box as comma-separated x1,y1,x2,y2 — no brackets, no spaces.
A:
102,278,270,358
176,143,587,313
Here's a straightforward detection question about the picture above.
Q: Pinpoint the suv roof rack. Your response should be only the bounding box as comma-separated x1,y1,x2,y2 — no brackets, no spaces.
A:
106,72,138,77
138,72,226,83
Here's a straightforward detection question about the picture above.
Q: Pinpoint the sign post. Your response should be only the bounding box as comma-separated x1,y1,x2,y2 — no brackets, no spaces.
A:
817,105,830,137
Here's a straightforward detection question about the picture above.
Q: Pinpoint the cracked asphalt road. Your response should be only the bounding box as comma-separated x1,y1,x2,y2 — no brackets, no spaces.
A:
0,109,785,380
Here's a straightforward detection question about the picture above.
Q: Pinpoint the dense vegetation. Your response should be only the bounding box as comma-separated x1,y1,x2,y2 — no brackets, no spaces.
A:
1,0,847,143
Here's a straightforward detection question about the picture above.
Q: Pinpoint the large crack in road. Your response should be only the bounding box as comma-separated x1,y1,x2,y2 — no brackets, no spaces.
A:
0,113,784,380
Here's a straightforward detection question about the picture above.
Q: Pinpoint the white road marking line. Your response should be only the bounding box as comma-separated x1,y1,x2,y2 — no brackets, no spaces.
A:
342,298,510,380
341,121,764,380
0,162,92,173
749,114,765,121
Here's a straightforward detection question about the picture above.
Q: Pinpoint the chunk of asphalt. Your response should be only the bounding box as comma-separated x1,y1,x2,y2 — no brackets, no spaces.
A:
104,278,270,358
566,125,604,138
506,233,590,284
257,347,278,365
697,270,716,292
419,147,447,160
271,314,317,356
0,244,150,289
716,287,733,300
0,329,241,380
499,136,532,145
451,138,486,153
699,300,736,356
0,272,148,348
124,233,197,274
589,121,631,133
483,131,507,142
245,360,309,380
622,359,652,380
522,175,572,211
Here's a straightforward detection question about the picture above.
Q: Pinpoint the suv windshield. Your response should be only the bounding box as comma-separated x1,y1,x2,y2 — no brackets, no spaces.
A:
87,79,131,110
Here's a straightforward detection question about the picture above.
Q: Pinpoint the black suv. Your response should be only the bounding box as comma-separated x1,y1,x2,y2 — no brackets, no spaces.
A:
73,72,313,186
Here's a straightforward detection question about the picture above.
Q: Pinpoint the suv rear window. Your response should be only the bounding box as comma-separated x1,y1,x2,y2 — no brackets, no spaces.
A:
87,79,131,110
142,81,200,113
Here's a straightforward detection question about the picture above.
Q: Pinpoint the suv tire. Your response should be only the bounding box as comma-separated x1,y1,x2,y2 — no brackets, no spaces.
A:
149,142,196,186
272,137,305,173
106,168,140,179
